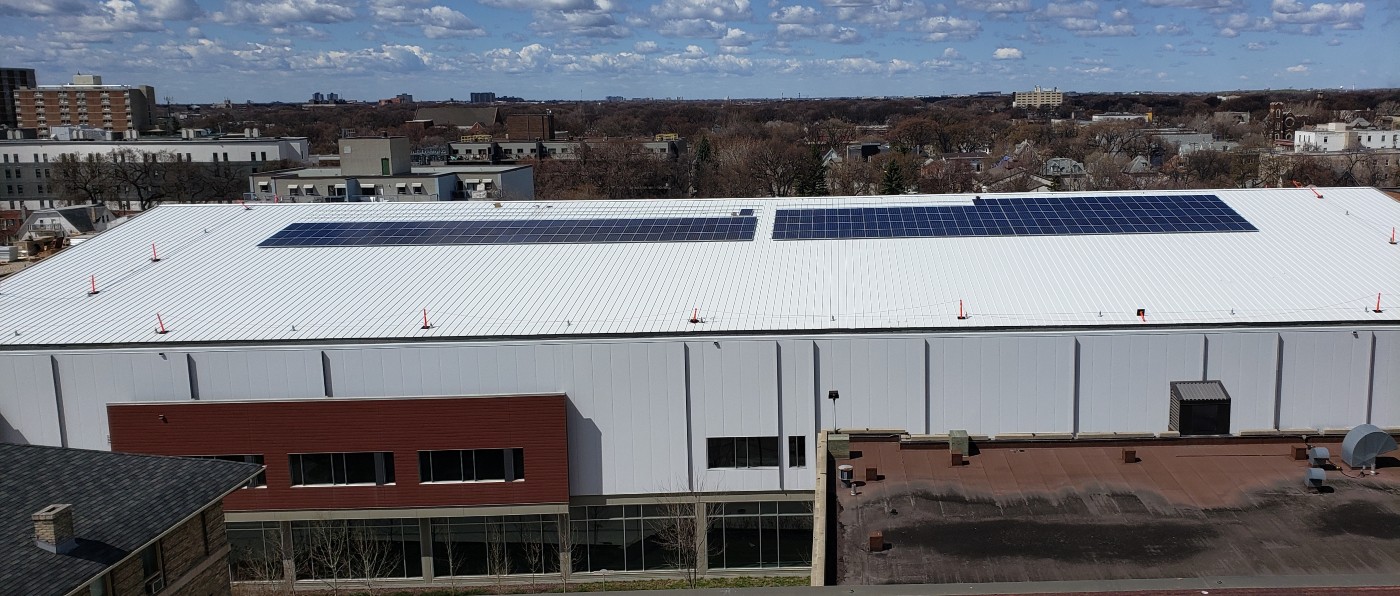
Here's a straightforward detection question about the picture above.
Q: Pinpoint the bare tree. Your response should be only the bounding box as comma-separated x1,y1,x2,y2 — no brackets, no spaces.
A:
487,523,511,593
295,520,352,596
347,522,401,594
52,153,119,206
651,493,722,589
229,528,293,596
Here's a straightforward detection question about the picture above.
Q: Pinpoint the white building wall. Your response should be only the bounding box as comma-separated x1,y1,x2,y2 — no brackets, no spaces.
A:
927,335,1075,435
0,325,1392,498
1277,330,1373,429
1371,331,1400,428
0,354,62,445
1205,332,1280,432
1078,334,1204,433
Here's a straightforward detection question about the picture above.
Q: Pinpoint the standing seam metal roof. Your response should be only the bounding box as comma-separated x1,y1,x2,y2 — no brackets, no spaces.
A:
0,187,1396,346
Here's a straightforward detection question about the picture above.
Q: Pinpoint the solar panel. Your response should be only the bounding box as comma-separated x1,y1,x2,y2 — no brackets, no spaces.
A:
258,216,759,247
771,194,1257,240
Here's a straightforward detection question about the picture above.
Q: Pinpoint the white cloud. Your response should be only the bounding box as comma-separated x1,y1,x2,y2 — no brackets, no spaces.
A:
658,18,728,37
1271,0,1365,29
141,0,202,19
1216,14,1275,36
1058,18,1135,36
1286,63,1309,72
942,47,961,59
0,0,89,16
476,43,555,73
831,0,927,29
532,9,630,38
215,0,358,26
957,0,1031,15
75,0,163,34
774,22,863,43
717,27,756,48
477,0,606,10
1044,0,1096,19
655,47,754,74
769,4,819,23
370,1,487,39
992,46,1023,59
1141,0,1240,11
1154,23,1188,34
651,0,751,20
634,40,661,52
917,16,981,41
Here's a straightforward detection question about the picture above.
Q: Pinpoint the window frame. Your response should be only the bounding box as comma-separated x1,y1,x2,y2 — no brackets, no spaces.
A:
418,448,525,483
288,451,396,487
707,436,781,469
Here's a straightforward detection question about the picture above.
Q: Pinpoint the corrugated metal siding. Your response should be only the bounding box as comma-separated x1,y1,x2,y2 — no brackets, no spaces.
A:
1204,332,1279,432
0,354,61,445
1278,330,1373,429
0,188,1395,346
188,349,325,400
54,351,191,449
1371,330,1400,428
817,338,924,432
107,395,570,510
927,334,1075,435
1078,334,1203,433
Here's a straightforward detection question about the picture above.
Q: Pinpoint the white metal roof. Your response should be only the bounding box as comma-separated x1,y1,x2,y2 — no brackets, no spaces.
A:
1,187,1397,346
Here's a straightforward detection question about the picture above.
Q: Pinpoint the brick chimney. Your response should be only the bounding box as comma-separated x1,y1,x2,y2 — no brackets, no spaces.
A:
33,504,77,554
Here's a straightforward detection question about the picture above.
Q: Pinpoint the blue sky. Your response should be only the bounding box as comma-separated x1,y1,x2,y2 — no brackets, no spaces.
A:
0,0,1395,103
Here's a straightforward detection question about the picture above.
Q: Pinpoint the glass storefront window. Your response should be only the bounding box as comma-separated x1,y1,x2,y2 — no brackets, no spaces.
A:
708,501,813,569
291,519,422,580
431,515,560,577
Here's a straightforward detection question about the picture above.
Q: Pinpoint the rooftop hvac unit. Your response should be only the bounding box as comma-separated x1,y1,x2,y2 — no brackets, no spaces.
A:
1304,467,1326,490
1309,446,1331,467
1341,423,1398,471
1169,381,1232,436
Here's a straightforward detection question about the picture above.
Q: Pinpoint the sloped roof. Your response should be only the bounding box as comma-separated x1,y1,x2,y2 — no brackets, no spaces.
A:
414,106,502,128
0,188,1396,346
0,444,260,596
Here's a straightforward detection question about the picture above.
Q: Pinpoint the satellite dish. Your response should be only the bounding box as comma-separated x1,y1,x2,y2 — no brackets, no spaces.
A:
1341,423,1398,470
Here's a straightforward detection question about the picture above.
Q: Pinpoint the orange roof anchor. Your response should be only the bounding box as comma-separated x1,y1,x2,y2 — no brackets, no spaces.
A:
155,313,169,334
957,299,968,320
1376,293,1385,314
1390,227,1397,245
421,308,433,330
1291,180,1323,199
1136,308,1146,322
151,243,161,262
87,275,99,296
688,308,703,324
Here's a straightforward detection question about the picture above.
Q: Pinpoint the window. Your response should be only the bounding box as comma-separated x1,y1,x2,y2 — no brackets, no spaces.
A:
708,501,813,569
223,152,229,161
433,514,558,576
707,437,780,468
85,574,113,596
788,436,806,467
292,518,423,579
288,187,301,196
194,455,266,487
261,151,267,161
419,448,524,482
227,521,283,581
257,181,270,193
139,542,164,595
289,452,395,486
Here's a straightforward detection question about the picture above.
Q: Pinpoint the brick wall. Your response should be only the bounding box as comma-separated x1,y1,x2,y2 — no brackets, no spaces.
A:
108,502,232,596
109,395,571,511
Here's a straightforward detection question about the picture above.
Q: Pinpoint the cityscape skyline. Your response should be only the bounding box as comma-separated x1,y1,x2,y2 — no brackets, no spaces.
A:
0,0,1396,103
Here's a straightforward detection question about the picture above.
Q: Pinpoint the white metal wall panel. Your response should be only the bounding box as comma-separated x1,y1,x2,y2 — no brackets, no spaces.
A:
1372,331,1400,428
1278,331,1373,429
816,338,925,433
1078,334,1204,433
928,335,1074,435
0,354,61,445
777,340,818,491
689,340,781,493
1205,332,1280,432
189,349,325,400
54,351,192,450
326,341,690,497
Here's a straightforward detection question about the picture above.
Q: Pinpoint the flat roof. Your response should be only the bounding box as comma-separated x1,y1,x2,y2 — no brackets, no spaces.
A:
0,187,1396,346
837,435,1400,585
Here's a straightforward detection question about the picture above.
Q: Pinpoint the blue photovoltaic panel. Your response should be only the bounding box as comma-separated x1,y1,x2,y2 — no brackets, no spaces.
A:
258,216,759,247
771,194,1257,240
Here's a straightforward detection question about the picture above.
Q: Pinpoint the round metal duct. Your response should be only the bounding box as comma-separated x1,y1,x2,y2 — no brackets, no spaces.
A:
1341,423,1398,469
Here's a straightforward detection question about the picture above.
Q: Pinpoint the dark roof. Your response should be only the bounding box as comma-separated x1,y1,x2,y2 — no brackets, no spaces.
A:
0,443,261,596
414,106,502,128
1173,380,1231,402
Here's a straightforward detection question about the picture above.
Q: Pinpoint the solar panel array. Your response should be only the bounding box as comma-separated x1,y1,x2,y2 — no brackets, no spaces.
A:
772,194,1257,240
258,216,759,247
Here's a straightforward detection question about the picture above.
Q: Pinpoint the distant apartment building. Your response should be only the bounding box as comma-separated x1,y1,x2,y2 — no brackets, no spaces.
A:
15,74,157,137
470,92,496,103
507,112,555,141
248,136,533,202
0,67,36,128
0,130,310,210
1011,86,1063,108
449,137,687,164
1293,122,1400,153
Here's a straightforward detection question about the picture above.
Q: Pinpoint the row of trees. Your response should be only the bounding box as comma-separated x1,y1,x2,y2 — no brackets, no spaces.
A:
50,148,277,210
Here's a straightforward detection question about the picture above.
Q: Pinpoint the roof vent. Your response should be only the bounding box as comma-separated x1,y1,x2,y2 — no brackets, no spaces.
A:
1342,423,1397,471
33,504,77,555
1304,467,1326,491
1309,446,1331,467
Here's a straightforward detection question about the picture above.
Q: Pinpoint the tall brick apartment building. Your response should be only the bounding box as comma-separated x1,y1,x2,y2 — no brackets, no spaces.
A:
15,74,157,137
0,443,261,596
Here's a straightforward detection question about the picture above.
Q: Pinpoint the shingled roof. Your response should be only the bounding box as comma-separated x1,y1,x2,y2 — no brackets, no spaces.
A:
0,443,261,596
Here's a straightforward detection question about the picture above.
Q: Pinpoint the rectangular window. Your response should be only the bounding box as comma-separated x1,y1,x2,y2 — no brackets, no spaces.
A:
707,436,780,468
139,542,164,595
289,452,395,486
251,151,258,162
707,501,813,569
788,436,806,467
261,151,267,161
418,448,524,482
223,152,229,161
194,455,266,487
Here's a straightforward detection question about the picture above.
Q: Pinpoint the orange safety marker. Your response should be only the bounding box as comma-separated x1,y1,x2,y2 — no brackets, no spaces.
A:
1391,227,1397,245
1376,293,1385,314
88,275,99,295
957,299,968,320
151,243,161,262
421,308,433,329
689,308,701,324
155,313,168,334
1137,308,1146,322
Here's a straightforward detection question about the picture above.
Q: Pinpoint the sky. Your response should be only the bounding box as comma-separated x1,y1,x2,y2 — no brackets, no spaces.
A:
0,0,1396,103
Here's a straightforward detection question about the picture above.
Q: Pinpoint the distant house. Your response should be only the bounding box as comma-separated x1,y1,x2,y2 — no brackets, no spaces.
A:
15,204,118,240
413,106,503,130
0,443,261,596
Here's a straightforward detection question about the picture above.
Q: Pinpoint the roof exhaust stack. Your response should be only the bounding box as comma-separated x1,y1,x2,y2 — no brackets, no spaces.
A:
33,504,77,555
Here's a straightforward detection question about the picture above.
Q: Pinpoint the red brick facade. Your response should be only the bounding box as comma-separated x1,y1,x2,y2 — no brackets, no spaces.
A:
108,395,570,511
